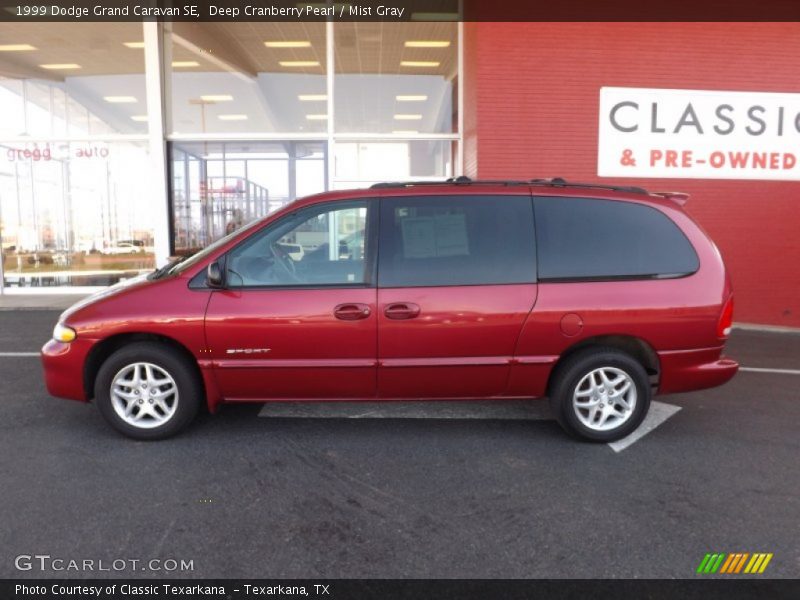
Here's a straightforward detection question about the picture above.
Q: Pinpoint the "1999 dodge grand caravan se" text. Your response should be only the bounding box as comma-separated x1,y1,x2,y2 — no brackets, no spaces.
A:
42,177,738,442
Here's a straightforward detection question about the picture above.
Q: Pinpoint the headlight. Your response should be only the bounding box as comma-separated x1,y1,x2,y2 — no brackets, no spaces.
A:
52,323,77,343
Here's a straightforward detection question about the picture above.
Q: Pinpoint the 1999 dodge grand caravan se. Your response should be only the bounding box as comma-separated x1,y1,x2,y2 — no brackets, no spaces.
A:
41,178,738,442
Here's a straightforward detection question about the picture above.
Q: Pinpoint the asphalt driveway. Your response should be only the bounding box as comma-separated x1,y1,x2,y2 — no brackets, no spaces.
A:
0,310,798,579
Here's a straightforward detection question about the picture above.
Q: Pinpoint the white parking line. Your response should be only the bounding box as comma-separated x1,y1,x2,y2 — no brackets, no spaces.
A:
0,352,39,357
607,401,682,453
739,367,800,375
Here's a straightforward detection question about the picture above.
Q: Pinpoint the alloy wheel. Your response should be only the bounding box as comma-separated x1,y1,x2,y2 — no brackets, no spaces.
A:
110,362,179,429
572,367,637,432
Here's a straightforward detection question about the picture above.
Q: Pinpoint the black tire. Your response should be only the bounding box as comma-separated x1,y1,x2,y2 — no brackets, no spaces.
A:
94,342,202,440
548,347,651,442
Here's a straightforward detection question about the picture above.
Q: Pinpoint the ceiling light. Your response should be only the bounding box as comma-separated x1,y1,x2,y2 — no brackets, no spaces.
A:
298,94,327,101
265,41,311,48
130,115,148,122
172,61,200,68
200,94,233,102
396,95,428,102
40,63,81,70
104,96,137,103
305,114,328,120
0,44,36,52
400,61,440,68
218,114,248,121
394,114,423,120
404,41,451,48
279,60,320,68
123,41,145,49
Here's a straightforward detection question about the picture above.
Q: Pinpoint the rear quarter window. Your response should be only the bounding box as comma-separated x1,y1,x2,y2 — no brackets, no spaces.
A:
534,196,699,281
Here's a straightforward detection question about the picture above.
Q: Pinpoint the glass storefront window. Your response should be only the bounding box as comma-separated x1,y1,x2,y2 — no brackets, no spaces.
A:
334,140,453,186
0,20,462,289
0,23,148,137
0,141,155,286
334,22,457,134
169,141,327,256
165,23,327,135
165,21,460,254
0,23,155,287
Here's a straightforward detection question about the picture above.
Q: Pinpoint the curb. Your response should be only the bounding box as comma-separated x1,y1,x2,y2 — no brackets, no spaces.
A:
733,322,800,335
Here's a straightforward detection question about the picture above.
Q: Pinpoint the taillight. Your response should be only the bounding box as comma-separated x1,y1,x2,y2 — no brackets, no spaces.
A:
717,295,734,339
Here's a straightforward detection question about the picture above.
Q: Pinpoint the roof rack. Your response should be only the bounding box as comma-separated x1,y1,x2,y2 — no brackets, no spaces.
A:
531,177,649,195
651,191,690,206
370,176,526,189
371,176,649,195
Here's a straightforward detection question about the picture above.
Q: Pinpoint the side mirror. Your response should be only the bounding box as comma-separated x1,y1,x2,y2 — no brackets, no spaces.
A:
207,262,225,288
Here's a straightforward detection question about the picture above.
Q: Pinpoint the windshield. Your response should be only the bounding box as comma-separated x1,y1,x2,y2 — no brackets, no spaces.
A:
158,218,266,278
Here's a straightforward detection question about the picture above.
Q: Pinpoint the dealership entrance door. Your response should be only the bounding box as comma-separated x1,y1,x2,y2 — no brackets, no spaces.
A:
169,140,327,256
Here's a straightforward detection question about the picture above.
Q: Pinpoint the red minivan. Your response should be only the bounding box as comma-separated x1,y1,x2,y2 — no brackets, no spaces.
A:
41,178,738,442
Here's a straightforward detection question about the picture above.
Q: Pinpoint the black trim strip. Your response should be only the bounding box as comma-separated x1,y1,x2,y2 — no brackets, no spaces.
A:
538,272,695,284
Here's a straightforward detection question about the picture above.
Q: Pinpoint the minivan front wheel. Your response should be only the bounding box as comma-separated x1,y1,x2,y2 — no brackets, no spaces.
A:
549,348,650,442
95,342,201,440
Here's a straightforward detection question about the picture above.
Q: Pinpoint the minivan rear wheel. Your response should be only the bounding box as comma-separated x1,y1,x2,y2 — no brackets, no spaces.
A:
548,347,650,442
94,342,201,440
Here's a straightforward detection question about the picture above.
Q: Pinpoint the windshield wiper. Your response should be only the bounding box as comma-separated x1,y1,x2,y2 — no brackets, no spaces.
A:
149,255,188,280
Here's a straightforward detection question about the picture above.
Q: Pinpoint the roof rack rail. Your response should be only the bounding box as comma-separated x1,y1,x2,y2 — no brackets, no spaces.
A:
370,176,526,189
529,177,649,195
370,176,649,195
652,191,690,206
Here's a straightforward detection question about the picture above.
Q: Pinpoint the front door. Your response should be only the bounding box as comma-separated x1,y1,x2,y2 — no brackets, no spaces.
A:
205,200,377,400
376,192,538,399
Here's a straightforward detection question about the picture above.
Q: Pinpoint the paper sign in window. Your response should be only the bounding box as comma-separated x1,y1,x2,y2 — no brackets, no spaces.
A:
400,217,437,258
399,212,469,258
433,213,468,257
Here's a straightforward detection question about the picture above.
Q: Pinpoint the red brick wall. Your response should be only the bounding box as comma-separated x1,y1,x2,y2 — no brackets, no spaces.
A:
463,22,800,328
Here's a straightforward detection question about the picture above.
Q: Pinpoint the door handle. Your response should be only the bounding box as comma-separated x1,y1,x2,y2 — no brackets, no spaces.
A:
384,302,421,320
334,303,371,320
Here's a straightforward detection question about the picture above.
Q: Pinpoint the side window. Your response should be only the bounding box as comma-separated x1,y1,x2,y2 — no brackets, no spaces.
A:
226,201,369,287
378,195,536,287
535,197,699,281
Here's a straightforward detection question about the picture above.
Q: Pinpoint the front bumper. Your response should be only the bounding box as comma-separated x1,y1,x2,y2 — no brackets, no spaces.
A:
41,338,95,402
657,346,739,394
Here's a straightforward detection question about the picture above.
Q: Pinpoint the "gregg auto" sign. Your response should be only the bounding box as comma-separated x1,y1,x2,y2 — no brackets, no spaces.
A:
598,87,800,180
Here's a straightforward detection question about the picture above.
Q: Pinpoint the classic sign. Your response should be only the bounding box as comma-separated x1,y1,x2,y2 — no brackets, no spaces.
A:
598,87,800,180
